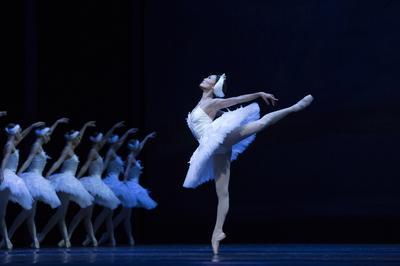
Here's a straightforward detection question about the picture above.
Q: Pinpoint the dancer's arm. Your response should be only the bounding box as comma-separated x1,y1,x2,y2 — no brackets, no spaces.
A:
114,128,138,151
76,149,97,178
17,142,41,175
102,149,115,174
99,121,125,150
48,118,69,136
213,92,278,110
45,147,70,177
16,121,45,145
0,111,7,117
79,121,96,140
0,143,13,183
123,154,136,181
137,132,156,155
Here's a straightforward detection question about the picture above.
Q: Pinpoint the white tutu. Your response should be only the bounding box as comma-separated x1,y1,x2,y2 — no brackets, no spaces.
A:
1,169,33,209
49,172,93,208
20,172,61,208
184,103,260,188
80,175,120,209
104,174,136,208
126,180,157,209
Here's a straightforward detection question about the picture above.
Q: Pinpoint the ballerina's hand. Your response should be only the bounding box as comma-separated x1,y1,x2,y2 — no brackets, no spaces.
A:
128,128,138,134
33,122,46,127
148,132,157,139
113,121,125,129
85,121,96,127
259,92,278,106
0,111,7,117
57,118,69,124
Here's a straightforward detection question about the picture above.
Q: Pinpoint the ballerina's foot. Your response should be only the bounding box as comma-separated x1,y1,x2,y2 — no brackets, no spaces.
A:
31,237,40,249
5,238,13,250
292,94,314,112
90,237,98,247
109,237,116,247
128,237,135,247
58,239,65,248
82,237,90,247
97,234,108,245
36,233,44,243
211,232,226,255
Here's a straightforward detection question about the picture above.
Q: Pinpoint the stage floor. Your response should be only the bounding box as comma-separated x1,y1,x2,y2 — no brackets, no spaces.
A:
1,245,400,265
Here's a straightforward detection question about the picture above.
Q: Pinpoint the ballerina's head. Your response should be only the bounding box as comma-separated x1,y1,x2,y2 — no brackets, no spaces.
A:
35,125,51,143
90,132,103,146
199,74,227,98
127,139,140,153
5,123,22,140
65,130,81,147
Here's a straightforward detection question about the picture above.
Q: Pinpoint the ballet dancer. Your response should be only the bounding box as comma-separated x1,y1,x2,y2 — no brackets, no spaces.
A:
4,118,68,249
97,132,157,246
82,127,137,246
183,74,313,254
0,121,44,249
37,121,95,248
57,122,124,247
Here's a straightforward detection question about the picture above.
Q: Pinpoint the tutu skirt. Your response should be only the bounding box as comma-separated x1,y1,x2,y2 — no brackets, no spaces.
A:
184,103,260,188
20,171,61,208
80,175,120,209
126,180,157,209
104,174,136,208
0,169,33,209
48,172,93,208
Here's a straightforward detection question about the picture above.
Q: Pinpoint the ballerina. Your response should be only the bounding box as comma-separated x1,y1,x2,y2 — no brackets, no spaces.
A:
37,121,95,248
183,74,313,254
0,121,44,249
3,118,68,249
97,132,157,246
57,122,124,247
82,128,137,246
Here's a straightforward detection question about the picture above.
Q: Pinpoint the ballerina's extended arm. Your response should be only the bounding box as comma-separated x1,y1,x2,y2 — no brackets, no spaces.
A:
45,147,71,177
17,142,41,175
137,132,156,156
123,153,136,181
78,121,96,141
76,149,97,178
15,122,45,146
0,111,7,117
48,118,69,136
98,121,125,151
213,92,278,110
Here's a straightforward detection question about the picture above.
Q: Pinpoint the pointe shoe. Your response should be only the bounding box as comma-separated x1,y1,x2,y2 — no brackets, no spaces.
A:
292,94,314,112
31,237,40,249
82,237,90,247
36,233,44,243
97,234,108,245
58,239,66,248
109,237,116,247
211,232,226,255
65,239,71,248
128,237,135,246
5,238,13,250
90,237,98,247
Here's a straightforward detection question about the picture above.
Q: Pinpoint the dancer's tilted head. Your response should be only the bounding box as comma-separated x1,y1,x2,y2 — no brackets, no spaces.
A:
5,123,22,139
199,74,227,98
127,139,140,152
90,132,103,143
35,125,51,143
65,130,81,146
108,134,119,145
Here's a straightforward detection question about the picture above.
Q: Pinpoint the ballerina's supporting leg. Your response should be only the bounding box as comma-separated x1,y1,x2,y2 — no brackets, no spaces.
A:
6,202,36,247
38,192,70,245
26,202,39,248
123,208,134,246
211,152,231,255
225,95,314,147
82,207,113,246
98,208,126,245
83,206,97,246
0,190,12,249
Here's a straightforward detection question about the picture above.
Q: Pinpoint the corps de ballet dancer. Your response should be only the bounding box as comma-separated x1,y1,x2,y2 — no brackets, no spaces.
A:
0,121,44,249
97,132,157,246
37,121,95,247
183,74,313,254
3,118,68,249
57,122,124,247
82,128,137,246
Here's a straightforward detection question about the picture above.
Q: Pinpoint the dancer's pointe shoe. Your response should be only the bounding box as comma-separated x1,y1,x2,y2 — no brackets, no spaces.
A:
36,233,44,243
82,237,90,247
90,237,98,247
211,232,226,255
128,237,135,247
5,238,13,250
97,234,108,245
58,239,66,248
31,237,40,249
292,94,314,112
109,237,116,247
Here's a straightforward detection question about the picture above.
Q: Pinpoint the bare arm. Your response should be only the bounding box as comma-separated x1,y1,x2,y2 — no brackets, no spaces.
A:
123,154,136,181
16,121,45,145
17,142,41,175
99,121,125,150
102,149,115,175
137,132,157,155
0,111,7,117
0,143,13,183
114,128,138,151
213,92,278,110
79,121,96,140
48,118,69,136
76,149,97,178
45,147,70,177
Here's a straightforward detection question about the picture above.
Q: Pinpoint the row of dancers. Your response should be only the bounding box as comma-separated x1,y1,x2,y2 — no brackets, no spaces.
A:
0,114,157,249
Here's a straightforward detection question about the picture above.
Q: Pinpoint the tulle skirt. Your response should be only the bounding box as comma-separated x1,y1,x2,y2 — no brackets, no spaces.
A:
20,171,61,208
103,174,136,208
184,103,260,188
0,169,33,209
126,180,157,210
80,175,120,209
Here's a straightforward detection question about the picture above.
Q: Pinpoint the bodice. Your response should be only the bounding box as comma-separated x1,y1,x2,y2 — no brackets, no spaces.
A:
128,160,143,182
106,156,124,175
5,149,19,172
88,156,103,176
27,150,49,174
186,106,212,141
60,154,79,175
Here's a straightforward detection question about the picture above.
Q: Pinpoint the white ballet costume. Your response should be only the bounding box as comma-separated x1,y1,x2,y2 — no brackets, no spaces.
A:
48,155,93,208
20,151,61,208
0,150,33,209
184,103,260,188
125,160,157,210
80,156,120,210
103,156,136,207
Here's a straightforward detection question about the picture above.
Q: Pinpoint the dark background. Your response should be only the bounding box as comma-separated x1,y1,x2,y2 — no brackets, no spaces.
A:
1,0,399,246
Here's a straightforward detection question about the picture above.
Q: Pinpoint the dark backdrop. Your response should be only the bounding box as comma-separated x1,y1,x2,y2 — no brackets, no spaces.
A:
1,0,399,245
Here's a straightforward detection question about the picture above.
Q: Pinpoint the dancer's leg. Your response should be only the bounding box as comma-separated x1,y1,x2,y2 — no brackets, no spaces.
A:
8,208,32,239
123,208,134,246
224,95,313,146
105,208,116,246
38,192,69,243
211,152,231,255
26,202,39,248
83,205,97,247
58,207,85,247
0,190,12,249
98,208,125,245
